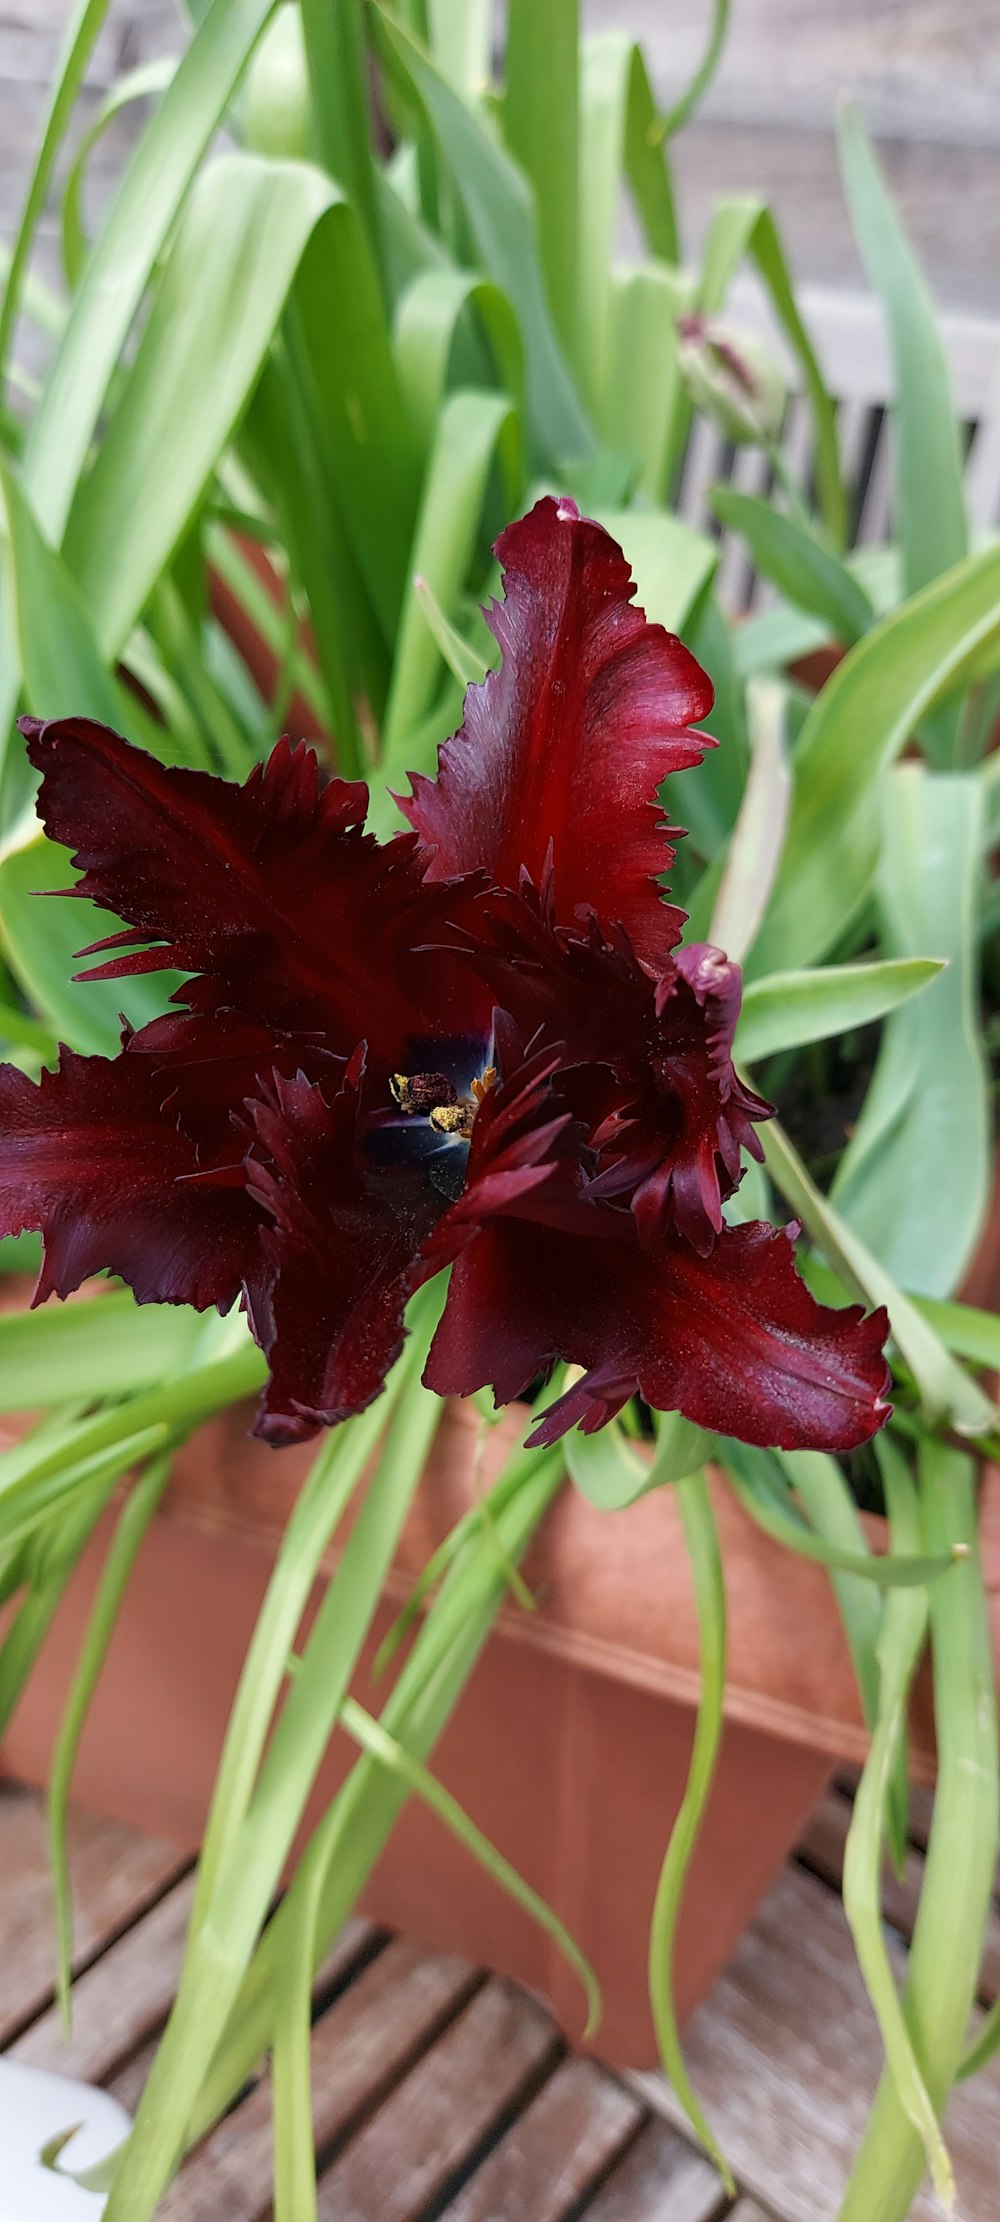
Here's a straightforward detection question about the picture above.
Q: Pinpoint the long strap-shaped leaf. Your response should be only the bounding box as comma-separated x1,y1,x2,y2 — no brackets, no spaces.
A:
647,1467,734,2190
0,0,113,382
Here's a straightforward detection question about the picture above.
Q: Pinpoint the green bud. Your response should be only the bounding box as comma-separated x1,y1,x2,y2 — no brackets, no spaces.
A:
676,315,787,446
243,4,313,163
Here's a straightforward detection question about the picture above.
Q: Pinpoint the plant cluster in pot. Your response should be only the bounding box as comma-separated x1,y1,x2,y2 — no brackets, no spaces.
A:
1,4,999,2219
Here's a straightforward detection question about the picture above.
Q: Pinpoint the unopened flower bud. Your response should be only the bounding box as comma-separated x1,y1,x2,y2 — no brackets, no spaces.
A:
676,315,786,445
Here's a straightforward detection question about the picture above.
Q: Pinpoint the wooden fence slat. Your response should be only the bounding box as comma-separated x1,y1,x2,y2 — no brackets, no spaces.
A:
631,1863,1000,2222
315,1978,560,2222
0,1785,186,2044
438,2055,642,2222
580,2115,729,2222
157,1936,479,2222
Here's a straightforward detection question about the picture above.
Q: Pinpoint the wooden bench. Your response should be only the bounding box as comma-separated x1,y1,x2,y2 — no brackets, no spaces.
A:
2,1778,999,2220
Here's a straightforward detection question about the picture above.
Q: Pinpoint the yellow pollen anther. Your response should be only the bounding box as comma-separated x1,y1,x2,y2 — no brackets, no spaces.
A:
429,1102,476,1137
471,1066,497,1105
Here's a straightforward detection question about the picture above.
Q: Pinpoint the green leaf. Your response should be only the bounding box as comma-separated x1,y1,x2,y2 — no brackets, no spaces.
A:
706,678,790,963
623,45,679,265
647,1471,733,2186
711,485,875,642
299,0,382,287
758,1115,995,1437
375,7,593,465
736,956,944,1066
832,768,988,1298
375,387,520,800
0,0,112,382
602,263,688,500
597,505,717,634
838,106,967,599
392,267,524,455
64,155,344,661
412,575,490,689
426,0,492,94
661,0,730,136
0,831,179,1054
61,57,179,288
503,0,579,352
0,1291,202,1412
564,1416,651,1510
719,1440,955,1587
750,538,1000,976
0,459,127,739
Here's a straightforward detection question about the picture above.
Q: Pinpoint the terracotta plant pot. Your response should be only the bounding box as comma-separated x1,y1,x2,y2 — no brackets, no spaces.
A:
5,1375,997,2067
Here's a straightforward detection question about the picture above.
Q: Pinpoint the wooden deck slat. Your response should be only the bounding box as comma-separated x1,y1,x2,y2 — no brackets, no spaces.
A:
578,2115,730,2222
632,1862,1000,2222
10,1871,197,2081
158,1936,480,2221
437,2055,643,2221
314,1978,560,2222
0,1783,187,2044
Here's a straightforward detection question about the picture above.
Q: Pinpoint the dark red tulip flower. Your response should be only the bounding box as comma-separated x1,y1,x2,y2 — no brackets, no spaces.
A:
0,498,890,1451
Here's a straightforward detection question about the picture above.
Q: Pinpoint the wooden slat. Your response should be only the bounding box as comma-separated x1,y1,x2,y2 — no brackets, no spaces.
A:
315,1978,560,2222
798,1786,1000,2001
10,1872,197,2081
631,1862,1000,2222
580,2115,730,2222
438,2056,642,2222
728,2204,778,2222
0,1783,187,2044
158,1936,480,2221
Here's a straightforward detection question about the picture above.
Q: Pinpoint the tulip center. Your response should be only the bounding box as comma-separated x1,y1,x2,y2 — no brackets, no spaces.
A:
390,1064,497,1141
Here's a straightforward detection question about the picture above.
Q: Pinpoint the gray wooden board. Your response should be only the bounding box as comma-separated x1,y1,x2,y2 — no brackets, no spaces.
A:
438,2055,643,2222
0,1783,186,2043
158,1936,481,2221
580,2115,731,2222
632,1862,1000,2222
315,1978,561,2222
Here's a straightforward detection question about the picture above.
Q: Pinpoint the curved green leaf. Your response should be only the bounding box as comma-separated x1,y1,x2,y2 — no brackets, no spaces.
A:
736,956,944,1066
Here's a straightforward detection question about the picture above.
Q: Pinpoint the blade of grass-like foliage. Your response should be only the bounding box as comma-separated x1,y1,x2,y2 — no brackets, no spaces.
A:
186,1438,565,2156
575,34,638,413
599,505,716,635
0,1292,202,1412
832,768,988,1299
0,1425,167,1737
0,831,181,1055
503,0,579,354
711,486,874,642
48,1449,173,2027
750,539,1000,977
0,0,280,793
661,0,730,135
603,263,688,499
427,0,491,94
623,45,679,265
106,1335,444,2220
647,1469,733,2186
0,0,112,383
299,0,382,286
840,1434,949,2202
271,1687,600,2221
413,575,490,688
758,1116,995,1437
0,1342,265,1551
392,268,523,454
840,1444,998,2220
281,206,422,644
373,388,520,809
25,0,278,545
707,678,789,962
0,457,126,732
839,106,967,601
61,59,178,288
64,157,339,662
719,1438,954,1585
375,7,593,464
736,957,944,1066
910,1295,1000,1374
